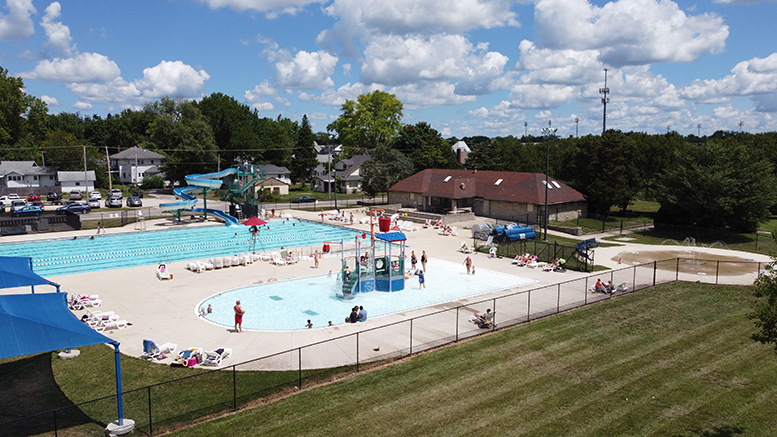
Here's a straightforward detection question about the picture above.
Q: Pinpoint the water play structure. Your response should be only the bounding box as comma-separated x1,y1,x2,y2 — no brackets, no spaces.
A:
334,209,408,299
159,164,265,226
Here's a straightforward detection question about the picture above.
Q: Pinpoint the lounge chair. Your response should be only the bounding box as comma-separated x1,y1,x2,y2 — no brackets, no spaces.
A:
213,257,223,269
271,253,287,266
94,318,128,332
69,293,102,310
460,242,473,254
202,348,232,366
141,340,177,360
156,263,172,280
174,347,203,367
469,311,496,329
256,252,272,262
281,250,297,264
244,253,253,264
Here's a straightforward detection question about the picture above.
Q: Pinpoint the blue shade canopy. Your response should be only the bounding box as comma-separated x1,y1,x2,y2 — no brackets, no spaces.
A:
375,232,407,242
0,292,116,359
0,256,59,290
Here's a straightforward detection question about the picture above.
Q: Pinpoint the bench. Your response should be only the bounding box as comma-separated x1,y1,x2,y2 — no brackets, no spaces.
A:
575,238,599,251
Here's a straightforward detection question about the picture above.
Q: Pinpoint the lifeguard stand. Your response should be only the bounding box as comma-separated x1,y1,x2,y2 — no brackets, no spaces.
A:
134,210,146,231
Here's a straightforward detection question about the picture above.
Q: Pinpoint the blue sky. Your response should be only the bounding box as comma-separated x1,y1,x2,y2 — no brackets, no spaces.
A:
2,0,776,139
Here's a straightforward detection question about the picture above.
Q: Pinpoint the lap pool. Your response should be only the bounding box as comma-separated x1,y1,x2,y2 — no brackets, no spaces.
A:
198,258,538,331
0,220,359,277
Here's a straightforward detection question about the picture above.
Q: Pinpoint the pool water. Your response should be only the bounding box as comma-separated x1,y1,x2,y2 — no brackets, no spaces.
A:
0,220,359,277
199,258,538,330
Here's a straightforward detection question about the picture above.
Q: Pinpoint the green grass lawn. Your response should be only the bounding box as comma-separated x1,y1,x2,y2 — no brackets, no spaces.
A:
160,282,777,437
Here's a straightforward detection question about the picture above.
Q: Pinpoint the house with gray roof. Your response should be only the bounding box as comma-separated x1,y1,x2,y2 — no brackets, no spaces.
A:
57,171,96,193
313,155,370,194
109,146,166,185
388,169,587,223
0,161,58,191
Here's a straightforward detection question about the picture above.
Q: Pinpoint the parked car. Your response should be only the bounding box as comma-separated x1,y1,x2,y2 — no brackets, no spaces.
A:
12,205,43,217
69,190,83,200
87,198,101,209
105,197,122,208
27,194,40,202
126,196,142,207
11,199,27,211
0,196,11,208
31,200,45,210
109,188,123,199
57,202,91,214
47,192,62,203
132,189,144,198
7,193,20,200
291,195,317,203
89,190,102,200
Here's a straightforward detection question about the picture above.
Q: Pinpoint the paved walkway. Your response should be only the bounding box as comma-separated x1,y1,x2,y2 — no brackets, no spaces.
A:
0,208,769,370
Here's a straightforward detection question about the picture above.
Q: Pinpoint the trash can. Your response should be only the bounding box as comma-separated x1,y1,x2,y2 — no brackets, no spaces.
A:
379,217,390,232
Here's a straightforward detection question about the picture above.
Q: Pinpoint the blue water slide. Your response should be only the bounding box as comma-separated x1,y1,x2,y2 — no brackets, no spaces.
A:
159,169,240,227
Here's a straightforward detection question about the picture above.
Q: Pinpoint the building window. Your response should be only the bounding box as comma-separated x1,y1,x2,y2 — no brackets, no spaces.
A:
34,176,38,180
50,176,54,180
140,160,144,165
123,173,126,178
75,182,81,186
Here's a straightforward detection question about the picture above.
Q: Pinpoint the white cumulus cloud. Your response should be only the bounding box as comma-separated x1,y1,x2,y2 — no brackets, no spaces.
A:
41,2,75,56
245,79,277,101
73,101,92,110
21,52,121,83
196,0,317,15
0,0,35,40
135,60,210,98
679,53,777,104
534,0,729,67
274,50,338,89
40,95,59,106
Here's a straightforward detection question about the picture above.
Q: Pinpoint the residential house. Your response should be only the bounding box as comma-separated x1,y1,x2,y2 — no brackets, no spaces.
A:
388,169,587,223
0,161,58,193
257,164,291,185
313,155,370,194
255,177,290,196
58,171,96,193
109,146,166,185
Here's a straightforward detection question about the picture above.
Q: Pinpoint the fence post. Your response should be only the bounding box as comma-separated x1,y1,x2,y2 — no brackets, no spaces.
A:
653,261,657,286
53,409,58,437
557,283,561,313
602,217,605,232
148,386,153,435
585,277,588,305
232,365,237,411
620,220,623,235
632,266,636,292
409,319,413,356
492,298,497,331
455,307,459,341
756,232,759,251
356,332,360,372
716,261,720,285
676,258,680,281
298,348,302,388
527,290,531,322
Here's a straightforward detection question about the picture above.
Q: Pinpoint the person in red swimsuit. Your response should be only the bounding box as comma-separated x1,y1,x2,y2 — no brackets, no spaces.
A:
234,300,245,333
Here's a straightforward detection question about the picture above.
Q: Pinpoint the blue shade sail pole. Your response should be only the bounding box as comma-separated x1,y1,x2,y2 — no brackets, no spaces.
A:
114,343,124,425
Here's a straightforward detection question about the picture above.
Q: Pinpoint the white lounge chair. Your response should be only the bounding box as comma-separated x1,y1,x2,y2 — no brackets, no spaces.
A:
156,263,172,280
272,252,287,266
244,253,253,264
174,347,203,367
213,257,224,269
202,348,232,366
231,255,240,267
95,318,128,332
460,242,473,254
256,252,272,262
141,340,177,360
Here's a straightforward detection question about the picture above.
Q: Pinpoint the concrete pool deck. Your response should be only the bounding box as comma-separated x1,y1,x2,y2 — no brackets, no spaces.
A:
0,209,770,369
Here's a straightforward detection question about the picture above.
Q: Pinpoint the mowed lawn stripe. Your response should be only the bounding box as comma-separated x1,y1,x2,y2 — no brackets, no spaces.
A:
167,283,777,437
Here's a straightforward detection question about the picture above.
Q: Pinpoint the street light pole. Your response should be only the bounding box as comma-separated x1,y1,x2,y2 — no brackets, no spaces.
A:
540,121,557,241
333,152,338,211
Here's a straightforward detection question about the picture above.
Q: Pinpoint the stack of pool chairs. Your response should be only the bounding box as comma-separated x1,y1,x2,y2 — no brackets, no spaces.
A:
493,224,536,242
186,253,259,273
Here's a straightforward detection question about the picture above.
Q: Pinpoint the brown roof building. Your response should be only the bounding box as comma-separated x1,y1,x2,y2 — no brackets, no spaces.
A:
388,169,587,224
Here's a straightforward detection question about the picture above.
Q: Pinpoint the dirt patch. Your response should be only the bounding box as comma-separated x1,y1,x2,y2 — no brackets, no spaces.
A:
612,249,761,276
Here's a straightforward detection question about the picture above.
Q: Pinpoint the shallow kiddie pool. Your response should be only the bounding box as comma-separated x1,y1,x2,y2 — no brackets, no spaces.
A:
198,258,538,331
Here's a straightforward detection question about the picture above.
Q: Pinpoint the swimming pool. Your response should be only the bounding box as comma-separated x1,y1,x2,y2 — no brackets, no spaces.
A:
0,220,360,277
198,258,538,330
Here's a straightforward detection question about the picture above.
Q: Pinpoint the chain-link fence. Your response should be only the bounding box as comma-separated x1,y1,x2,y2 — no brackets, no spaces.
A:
3,257,766,436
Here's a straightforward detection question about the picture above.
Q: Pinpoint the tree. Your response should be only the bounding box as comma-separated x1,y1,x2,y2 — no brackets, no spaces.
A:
390,122,457,172
327,91,403,155
751,248,777,353
0,67,48,160
558,131,642,216
360,145,414,197
654,139,777,232
290,115,318,186
254,116,293,166
196,93,260,164
145,97,219,185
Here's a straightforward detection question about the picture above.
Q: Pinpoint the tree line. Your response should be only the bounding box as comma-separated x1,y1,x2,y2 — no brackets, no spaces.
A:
3,68,777,232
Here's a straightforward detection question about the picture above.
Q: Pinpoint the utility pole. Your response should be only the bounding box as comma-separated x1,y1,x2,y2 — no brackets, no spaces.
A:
599,69,610,134
739,121,743,132
105,146,112,191
524,121,528,138
540,121,557,241
41,150,45,167
575,117,579,137
83,145,88,192
134,147,138,186
697,123,702,137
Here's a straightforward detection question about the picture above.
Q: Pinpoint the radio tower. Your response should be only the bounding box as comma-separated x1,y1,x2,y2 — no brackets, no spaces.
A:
599,69,610,134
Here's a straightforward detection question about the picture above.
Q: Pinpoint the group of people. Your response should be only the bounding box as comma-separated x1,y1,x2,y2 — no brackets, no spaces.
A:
423,219,444,229
469,308,494,328
198,304,213,317
439,225,455,236
345,306,368,323
594,279,615,294
513,253,538,265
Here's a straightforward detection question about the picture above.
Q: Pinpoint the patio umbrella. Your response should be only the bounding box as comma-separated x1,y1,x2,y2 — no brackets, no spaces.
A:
242,217,268,226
